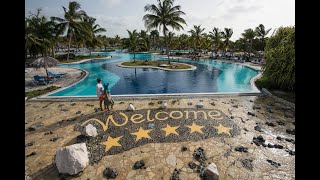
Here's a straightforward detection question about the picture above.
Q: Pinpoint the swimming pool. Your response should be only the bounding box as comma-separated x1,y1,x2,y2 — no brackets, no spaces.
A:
49,51,260,97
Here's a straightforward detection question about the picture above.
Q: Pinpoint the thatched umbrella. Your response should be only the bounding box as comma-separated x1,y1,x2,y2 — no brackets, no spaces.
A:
31,56,60,77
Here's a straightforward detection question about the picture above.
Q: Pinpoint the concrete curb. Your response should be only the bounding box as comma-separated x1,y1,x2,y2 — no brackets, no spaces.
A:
29,92,263,102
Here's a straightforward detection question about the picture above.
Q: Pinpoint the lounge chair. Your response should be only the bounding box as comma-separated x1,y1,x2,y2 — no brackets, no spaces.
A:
33,75,53,85
48,72,66,79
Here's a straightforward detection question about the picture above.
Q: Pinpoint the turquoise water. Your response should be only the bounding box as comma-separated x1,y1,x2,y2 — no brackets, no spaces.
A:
50,51,259,96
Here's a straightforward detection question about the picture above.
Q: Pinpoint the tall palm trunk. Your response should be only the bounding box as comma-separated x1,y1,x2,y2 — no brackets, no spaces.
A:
163,27,170,64
133,51,136,63
67,34,72,61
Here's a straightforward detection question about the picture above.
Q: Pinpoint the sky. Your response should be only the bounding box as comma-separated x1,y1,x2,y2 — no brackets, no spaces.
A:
25,0,295,41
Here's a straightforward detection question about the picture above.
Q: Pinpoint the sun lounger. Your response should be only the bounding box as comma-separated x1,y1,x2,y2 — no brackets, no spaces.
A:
33,75,53,85
48,72,66,79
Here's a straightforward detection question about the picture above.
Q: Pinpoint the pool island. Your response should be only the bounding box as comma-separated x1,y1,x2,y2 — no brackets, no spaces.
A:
117,60,196,71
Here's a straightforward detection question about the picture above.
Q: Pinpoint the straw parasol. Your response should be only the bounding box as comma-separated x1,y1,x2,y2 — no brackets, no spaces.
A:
31,56,60,77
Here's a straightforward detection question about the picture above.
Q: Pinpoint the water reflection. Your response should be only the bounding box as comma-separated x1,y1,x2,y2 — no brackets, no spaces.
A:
52,52,258,96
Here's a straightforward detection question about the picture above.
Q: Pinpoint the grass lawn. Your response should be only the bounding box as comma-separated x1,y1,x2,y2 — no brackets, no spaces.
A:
121,60,192,70
25,86,60,99
58,55,109,63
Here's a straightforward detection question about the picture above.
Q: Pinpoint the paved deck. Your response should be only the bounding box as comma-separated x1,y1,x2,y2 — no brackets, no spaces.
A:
25,95,295,179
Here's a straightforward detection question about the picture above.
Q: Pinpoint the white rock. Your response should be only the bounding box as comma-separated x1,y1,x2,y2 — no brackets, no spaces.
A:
25,97,28,101
196,101,204,108
161,100,168,109
166,154,176,167
55,143,89,175
81,124,98,137
203,163,219,180
127,103,135,111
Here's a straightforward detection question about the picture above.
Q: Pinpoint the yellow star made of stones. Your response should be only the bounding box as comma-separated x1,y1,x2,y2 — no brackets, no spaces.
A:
187,122,204,134
161,124,179,137
131,127,153,141
213,124,232,135
101,136,123,152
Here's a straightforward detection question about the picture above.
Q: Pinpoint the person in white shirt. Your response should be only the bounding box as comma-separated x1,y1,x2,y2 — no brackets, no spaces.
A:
96,78,104,111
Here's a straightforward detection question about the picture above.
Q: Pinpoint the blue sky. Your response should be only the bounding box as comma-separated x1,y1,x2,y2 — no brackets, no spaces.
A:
25,0,295,40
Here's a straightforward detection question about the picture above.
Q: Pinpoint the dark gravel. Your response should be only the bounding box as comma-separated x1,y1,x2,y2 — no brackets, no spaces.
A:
103,167,117,179
170,168,180,180
50,137,60,142
28,122,44,131
286,129,295,135
252,135,266,146
133,160,145,170
254,125,263,132
267,159,281,168
265,122,275,127
235,146,248,153
26,151,36,157
181,146,188,152
188,162,197,169
285,138,295,144
44,131,53,135
240,159,253,171
276,121,285,126
276,136,283,141
25,142,34,147
193,147,207,163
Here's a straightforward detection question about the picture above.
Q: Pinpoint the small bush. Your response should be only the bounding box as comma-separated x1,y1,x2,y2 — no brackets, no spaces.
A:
25,86,60,99
255,76,277,90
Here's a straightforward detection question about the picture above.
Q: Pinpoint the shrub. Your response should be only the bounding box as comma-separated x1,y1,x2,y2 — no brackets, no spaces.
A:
263,26,295,91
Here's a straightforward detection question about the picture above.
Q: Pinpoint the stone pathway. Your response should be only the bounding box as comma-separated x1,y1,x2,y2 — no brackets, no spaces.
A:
25,96,295,179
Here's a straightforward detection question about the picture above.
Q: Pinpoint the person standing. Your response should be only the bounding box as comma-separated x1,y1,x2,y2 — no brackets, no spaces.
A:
103,83,114,112
96,78,104,111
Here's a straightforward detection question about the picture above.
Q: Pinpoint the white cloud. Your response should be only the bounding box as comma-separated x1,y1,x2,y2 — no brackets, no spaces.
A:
94,15,145,37
25,0,294,40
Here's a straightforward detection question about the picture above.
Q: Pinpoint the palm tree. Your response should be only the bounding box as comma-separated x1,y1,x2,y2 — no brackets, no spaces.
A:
83,16,106,54
242,28,256,58
200,34,212,54
114,35,121,47
139,30,151,51
123,30,140,62
209,27,222,55
221,28,233,56
188,25,205,52
25,19,41,58
100,35,109,51
26,10,56,58
52,1,89,61
150,30,159,50
177,34,188,51
143,0,187,64
255,24,271,50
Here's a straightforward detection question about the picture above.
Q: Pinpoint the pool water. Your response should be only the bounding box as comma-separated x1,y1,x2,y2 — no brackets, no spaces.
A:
49,51,259,96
